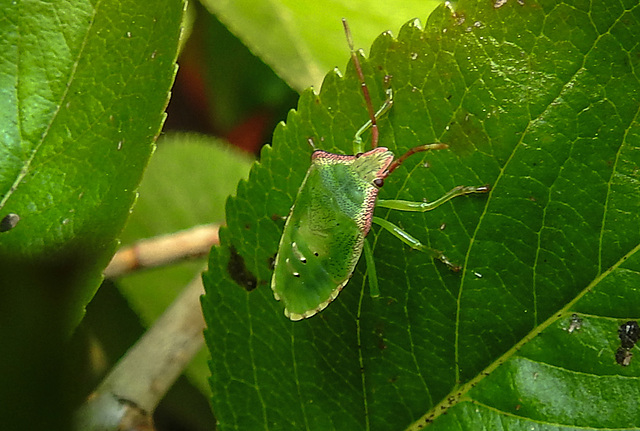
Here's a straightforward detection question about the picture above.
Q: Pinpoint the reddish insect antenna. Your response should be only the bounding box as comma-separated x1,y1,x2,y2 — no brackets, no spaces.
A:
342,18,379,148
385,143,449,177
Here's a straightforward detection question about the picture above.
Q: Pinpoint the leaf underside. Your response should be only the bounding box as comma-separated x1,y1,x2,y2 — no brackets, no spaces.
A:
203,1,640,430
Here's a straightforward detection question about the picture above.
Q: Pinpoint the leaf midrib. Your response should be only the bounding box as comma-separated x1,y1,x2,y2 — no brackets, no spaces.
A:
0,3,98,212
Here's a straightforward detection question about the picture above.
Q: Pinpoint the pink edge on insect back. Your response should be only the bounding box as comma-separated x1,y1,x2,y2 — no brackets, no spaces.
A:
349,147,394,235
311,148,394,236
310,150,356,162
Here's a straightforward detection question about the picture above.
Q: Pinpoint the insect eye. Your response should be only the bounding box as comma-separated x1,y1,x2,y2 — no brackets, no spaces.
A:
373,178,384,188
313,252,319,257
355,152,364,158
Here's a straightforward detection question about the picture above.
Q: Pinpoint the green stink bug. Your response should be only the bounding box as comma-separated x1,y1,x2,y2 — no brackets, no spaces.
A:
271,20,489,321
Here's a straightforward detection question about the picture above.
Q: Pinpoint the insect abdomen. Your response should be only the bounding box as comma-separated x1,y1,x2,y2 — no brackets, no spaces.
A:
271,148,394,320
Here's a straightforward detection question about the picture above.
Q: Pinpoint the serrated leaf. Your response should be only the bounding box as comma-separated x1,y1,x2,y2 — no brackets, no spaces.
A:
203,1,640,430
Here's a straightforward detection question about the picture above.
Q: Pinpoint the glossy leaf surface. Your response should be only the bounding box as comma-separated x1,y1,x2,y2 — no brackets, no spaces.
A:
0,2,183,429
203,1,640,429
0,0,183,328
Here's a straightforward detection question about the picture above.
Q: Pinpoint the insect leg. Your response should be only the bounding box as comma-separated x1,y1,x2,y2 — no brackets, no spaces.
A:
376,185,490,212
352,89,393,154
363,238,380,297
372,216,460,271
343,18,393,154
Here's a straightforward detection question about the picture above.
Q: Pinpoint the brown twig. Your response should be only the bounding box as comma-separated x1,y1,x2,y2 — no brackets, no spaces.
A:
104,224,220,278
75,274,207,430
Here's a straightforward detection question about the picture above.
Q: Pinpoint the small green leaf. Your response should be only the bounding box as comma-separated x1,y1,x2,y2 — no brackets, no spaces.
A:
203,1,640,430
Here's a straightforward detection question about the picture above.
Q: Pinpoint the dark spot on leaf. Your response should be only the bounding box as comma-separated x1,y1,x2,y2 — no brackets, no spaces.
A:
0,213,20,232
244,224,251,230
616,346,633,367
227,245,258,291
267,254,276,270
618,320,640,349
567,313,583,333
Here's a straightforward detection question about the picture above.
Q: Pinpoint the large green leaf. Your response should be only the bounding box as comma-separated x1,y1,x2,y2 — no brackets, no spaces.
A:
0,0,183,329
203,0,640,429
0,1,183,429
202,0,441,91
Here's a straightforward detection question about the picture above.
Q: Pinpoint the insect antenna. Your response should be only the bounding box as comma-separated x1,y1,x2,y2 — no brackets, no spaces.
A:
342,18,380,149
385,143,449,177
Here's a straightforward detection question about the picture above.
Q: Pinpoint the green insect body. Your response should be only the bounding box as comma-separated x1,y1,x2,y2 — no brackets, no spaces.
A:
271,148,393,321
270,19,489,321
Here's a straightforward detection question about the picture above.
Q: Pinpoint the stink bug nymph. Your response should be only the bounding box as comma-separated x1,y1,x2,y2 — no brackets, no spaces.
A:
271,19,489,321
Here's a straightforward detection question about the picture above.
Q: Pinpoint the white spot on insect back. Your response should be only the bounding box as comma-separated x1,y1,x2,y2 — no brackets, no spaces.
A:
292,241,307,262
